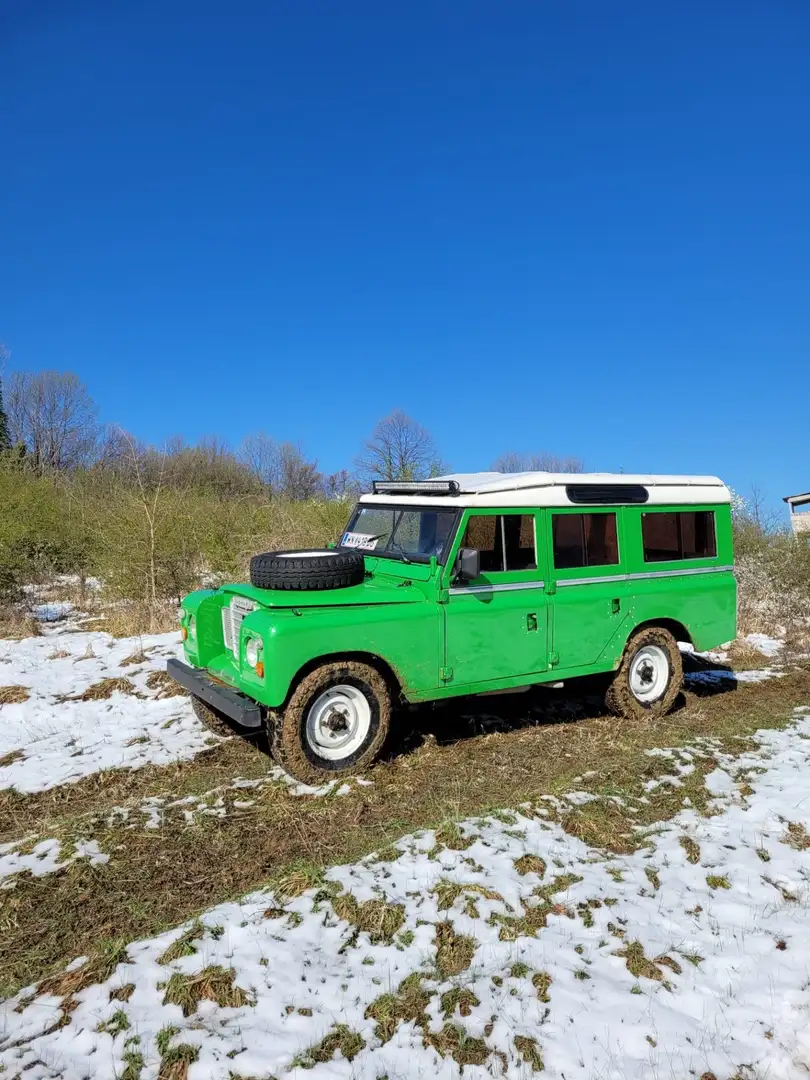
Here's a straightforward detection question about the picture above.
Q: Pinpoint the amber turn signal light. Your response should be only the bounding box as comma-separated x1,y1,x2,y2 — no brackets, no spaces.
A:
255,661,264,678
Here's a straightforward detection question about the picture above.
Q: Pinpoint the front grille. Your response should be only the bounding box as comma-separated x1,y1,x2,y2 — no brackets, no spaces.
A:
221,596,256,656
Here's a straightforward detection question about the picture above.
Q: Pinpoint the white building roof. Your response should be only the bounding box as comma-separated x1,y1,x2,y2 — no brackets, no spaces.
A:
359,472,731,509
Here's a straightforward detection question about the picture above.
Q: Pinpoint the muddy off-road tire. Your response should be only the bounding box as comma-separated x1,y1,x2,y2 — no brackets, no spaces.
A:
249,549,365,591
605,626,683,721
268,661,392,784
192,696,249,738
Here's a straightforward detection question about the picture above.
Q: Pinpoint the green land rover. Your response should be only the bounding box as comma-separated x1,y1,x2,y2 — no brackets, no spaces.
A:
168,472,736,782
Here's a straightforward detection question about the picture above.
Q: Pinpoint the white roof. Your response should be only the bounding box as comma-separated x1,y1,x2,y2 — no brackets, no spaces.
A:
359,471,731,509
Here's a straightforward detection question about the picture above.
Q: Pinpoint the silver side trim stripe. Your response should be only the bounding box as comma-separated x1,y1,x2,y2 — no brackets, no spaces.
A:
449,565,733,594
556,565,734,588
449,580,546,595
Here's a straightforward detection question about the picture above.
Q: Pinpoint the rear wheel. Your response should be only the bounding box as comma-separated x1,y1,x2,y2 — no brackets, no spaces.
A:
605,626,683,720
268,661,392,784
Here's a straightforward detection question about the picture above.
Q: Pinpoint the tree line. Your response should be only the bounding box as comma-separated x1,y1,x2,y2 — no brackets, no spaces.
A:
0,363,582,495
0,358,582,619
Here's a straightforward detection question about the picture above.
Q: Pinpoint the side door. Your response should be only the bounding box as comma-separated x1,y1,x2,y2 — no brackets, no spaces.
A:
441,508,548,690
545,508,630,671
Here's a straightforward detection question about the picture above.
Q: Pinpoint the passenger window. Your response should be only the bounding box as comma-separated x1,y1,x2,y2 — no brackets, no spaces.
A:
552,513,619,569
460,514,536,573
642,511,716,562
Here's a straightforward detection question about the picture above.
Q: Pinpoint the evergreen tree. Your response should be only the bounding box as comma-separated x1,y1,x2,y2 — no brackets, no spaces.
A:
0,378,10,452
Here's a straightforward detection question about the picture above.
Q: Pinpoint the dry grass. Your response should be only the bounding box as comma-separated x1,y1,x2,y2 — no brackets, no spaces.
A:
365,974,430,1043
440,987,480,1018
3,665,810,997
434,919,476,976
489,874,581,942
706,874,731,890
39,939,131,998
618,941,665,982
162,966,251,1016
532,970,552,1001
330,892,405,944
514,854,546,877
157,1039,198,1080
56,677,138,703
95,601,180,638
120,648,150,667
146,670,188,699
784,821,810,850
425,1024,492,1067
366,976,493,1067
514,1035,544,1072
725,638,773,671
0,609,41,641
0,748,25,767
679,836,701,864
158,921,206,964
294,1024,365,1068
0,685,30,705
433,879,503,911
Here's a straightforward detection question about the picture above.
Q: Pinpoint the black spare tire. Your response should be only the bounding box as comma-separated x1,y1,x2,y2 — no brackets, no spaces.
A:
249,549,365,591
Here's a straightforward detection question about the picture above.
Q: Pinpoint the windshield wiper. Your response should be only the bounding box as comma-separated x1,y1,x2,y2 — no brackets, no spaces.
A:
388,537,412,564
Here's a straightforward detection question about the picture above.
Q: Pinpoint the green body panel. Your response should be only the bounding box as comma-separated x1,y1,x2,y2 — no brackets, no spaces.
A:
178,500,736,709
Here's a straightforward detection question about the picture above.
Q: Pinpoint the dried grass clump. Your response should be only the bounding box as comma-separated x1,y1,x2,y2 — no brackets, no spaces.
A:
0,685,30,705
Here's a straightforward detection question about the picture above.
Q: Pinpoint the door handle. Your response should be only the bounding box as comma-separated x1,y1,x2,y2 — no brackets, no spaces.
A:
527,613,538,632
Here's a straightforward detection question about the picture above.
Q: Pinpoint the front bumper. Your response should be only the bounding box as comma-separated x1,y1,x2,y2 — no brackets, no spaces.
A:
167,659,264,729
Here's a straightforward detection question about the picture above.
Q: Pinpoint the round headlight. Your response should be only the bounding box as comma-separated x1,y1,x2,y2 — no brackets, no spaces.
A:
245,637,262,668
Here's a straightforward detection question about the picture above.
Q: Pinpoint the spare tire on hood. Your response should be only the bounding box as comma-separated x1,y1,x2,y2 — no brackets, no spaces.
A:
249,549,365,591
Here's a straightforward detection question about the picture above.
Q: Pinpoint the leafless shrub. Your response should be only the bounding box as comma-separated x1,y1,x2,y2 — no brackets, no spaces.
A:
492,450,583,473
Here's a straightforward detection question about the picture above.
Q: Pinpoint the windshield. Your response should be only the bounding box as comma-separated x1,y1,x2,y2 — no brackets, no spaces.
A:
340,505,458,563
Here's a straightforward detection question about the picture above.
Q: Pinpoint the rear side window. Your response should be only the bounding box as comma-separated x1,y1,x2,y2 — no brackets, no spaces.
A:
460,514,536,572
552,513,619,569
642,511,717,562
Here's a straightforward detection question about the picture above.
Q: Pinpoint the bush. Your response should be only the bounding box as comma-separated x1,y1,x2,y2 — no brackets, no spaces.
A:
735,530,810,648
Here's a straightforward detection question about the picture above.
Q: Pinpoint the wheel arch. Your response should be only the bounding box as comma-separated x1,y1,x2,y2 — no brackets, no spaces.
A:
627,618,693,648
283,651,405,707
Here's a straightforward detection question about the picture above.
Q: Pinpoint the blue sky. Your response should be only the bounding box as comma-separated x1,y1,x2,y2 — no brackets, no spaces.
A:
2,1,808,512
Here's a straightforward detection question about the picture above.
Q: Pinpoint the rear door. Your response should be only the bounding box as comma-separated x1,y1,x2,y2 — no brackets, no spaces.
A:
442,509,548,689
545,508,630,670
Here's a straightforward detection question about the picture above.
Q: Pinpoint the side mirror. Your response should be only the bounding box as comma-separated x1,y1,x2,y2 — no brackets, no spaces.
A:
456,547,480,583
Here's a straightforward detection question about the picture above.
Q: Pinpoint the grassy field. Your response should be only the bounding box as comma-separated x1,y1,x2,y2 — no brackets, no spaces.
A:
2,630,807,1006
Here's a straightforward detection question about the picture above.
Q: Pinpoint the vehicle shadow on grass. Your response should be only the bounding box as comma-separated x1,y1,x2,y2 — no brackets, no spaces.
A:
224,654,739,765
385,652,739,758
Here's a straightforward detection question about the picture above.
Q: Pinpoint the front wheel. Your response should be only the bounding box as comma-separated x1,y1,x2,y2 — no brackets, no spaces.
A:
192,696,259,739
268,661,392,784
605,627,683,721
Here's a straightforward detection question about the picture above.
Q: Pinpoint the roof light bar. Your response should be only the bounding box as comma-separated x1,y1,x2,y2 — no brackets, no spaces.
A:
371,480,460,496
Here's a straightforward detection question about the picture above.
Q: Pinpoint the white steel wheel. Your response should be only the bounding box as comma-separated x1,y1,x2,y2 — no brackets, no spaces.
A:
305,684,372,762
628,645,670,703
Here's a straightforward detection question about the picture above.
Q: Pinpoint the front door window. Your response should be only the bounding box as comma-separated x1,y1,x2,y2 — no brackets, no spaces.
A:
459,514,537,577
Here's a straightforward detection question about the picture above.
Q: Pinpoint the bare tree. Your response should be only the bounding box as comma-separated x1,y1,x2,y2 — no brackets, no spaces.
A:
492,450,583,473
356,409,444,485
93,423,142,474
324,468,358,500
6,370,99,473
238,433,322,499
277,442,323,500
239,431,281,488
